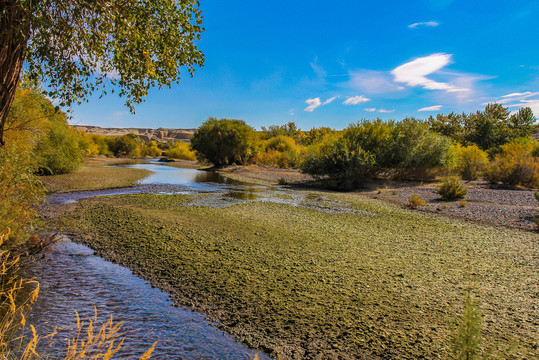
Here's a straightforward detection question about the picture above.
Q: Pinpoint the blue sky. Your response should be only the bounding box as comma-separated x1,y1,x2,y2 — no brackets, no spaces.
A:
69,0,539,130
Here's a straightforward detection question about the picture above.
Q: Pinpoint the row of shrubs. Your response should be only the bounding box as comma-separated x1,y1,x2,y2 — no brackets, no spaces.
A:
8,81,537,189
190,115,539,190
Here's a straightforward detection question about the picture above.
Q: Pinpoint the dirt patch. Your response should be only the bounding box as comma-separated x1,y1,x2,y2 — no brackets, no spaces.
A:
214,165,314,185
359,181,539,231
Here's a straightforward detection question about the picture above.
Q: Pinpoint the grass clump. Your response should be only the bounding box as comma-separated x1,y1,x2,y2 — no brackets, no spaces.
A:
438,177,468,200
408,194,426,207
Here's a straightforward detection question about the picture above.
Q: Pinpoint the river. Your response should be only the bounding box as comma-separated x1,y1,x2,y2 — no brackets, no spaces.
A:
26,162,361,359
25,163,276,359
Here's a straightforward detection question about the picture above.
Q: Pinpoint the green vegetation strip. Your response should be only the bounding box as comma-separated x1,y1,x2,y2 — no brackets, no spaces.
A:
68,193,538,359
40,166,152,193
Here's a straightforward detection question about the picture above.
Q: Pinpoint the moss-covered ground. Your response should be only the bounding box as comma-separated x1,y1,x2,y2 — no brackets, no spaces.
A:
40,166,151,193
66,192,538,359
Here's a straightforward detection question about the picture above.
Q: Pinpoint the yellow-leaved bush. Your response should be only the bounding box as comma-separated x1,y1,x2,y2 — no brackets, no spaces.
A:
486,139,539,187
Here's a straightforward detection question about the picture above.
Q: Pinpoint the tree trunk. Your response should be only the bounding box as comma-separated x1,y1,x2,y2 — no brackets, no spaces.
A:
0,1,30,146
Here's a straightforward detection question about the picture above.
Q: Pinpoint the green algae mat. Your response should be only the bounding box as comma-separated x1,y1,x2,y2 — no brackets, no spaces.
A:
40,166,151,193
66,192,538,359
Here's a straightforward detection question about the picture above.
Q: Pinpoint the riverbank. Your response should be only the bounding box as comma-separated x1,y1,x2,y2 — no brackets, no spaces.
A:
215,165,539,231
40,157,152,193
57,191,538,359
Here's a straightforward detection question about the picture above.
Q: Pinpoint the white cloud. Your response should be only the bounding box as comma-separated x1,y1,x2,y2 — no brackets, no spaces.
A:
343,95,371,105
418,105,443,112
304,96,337,112
391,53,468,93
304,98,322,112
365,108,376,112
378,109,394,113
500,91,539,100
323,97,337,105
408,21,440,29
482,91,539,106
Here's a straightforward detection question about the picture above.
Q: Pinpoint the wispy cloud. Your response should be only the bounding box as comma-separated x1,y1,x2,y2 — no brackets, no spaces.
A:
363,108,394,113
323,97,337,105
347,69,405,94
304,98,322,112
408,21,439,29
391,53,468,93
343,95,370,105
418,105,443,112
310,57,327,79
488,91,539,115
304,96,337,112
500,91,539,100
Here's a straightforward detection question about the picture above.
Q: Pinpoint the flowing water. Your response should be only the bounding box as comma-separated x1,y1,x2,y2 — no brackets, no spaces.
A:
27,162,364,359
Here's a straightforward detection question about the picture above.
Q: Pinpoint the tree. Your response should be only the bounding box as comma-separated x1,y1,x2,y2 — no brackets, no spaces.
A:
427,112,466,142
0,0,204,146
191,118,257,166
507,106,537,140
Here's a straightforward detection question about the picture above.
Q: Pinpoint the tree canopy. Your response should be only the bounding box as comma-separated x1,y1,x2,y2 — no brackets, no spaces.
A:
428,103,537,151
0,0,205,145
191,118,257,166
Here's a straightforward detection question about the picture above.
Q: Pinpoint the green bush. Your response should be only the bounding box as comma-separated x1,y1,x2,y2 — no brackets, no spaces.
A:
300,119,451,189
301,135,375,190
191,117,258,166
485,141,539,188
343,118,451,170
107,134,142,158
34,114,85,175
437,177,468,200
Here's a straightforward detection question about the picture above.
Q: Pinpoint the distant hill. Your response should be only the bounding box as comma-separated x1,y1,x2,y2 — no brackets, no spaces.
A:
73,125,196,143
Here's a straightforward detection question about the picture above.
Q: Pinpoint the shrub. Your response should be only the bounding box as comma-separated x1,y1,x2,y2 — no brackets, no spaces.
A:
191,118,258,166
167,141,196,160
301,135,375,190
107,134,141,158
343,119,451,170
408,194,426,208
448,144,489,180
438,177,468,200
0,142,45,243
485,141,539,187
34,114,86,175
257,136,302,168
141,141,162,158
